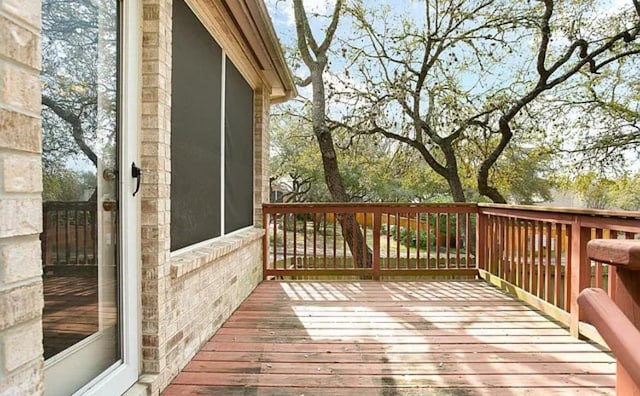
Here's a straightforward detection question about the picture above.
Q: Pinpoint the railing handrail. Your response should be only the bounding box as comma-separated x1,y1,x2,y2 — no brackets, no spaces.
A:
44,200,95,211
265,202,640,220
583,239,640,393
264,202,477,210
578,288,640,388
478,203,640,220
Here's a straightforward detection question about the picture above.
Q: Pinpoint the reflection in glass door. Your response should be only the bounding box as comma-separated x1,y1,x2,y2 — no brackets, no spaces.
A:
41,0,122,393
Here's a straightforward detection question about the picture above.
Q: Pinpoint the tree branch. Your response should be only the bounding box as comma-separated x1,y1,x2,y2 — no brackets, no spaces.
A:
318,0,344,54
42,95,98,166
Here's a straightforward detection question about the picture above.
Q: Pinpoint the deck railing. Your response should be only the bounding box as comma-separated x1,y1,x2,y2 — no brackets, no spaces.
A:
262,202,640,341
476,204,640,338
579,239,640,394
262,203,477,280
41,201,97,274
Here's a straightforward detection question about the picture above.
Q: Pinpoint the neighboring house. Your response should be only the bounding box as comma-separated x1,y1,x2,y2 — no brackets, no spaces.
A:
536,188,586,209
0,0,294,394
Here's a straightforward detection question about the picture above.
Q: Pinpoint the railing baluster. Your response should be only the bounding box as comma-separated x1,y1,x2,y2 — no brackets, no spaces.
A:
490,215,496,276
594,228,603,288
395,212,400,269
537,221,543,297
363,211,368,270
92,208,97,266
74,209,79,265
530,221,537,294
564,224,572,313
465,213,471,269
303,213,308,269
332,213,336,270
55,210,60,266
455,213,461,270
554,223,562,308
426,213,432,269
405,212,411,269
416,212,421,269
313,213,317,270
523,221,530,293
385,212,390,270
272,213,276,271
545,222,552,302
83,208,89,265
42,208,49,271
323,213,327,270
514,219,520,288
373,211,381,280
436,213,441,269
283,213,287,270
502,216,507,279
475,211,486,271
507,217,512,281
293,213,297,270
446,213,451,269
342,213,347,269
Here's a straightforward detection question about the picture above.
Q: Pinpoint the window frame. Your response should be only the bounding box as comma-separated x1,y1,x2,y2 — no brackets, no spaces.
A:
170,1,256,255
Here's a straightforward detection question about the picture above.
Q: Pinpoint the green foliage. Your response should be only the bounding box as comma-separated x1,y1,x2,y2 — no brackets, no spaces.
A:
270,109,450,202
43,168,96,201
555,172,640,210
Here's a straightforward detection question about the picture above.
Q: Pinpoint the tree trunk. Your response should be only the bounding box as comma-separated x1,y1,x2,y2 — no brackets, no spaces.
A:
294,0,371,270
310,67,372,269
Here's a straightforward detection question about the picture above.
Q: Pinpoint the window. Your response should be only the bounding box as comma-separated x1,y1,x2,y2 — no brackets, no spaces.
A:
224,58,254,233
170,0,254,252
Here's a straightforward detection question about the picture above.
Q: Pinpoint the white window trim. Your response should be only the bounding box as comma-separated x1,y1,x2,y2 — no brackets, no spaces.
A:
220,52,226,236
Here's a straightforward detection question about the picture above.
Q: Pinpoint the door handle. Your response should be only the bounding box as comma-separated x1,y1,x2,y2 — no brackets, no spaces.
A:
103,199,118,212
131,162,142,197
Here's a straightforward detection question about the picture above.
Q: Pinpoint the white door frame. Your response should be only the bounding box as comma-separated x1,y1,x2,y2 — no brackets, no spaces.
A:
82,0,142,392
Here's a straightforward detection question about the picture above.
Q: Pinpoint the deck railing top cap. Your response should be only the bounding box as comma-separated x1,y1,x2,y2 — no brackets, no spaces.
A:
587,239,640,270
478,203,640,219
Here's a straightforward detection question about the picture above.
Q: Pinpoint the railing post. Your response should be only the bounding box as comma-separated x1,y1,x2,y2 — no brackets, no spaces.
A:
262,208,268,281
569,220,591,337
373,211,381,281
476,208,486,271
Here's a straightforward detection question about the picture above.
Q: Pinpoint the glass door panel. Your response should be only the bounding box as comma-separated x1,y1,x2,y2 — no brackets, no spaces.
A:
41,0,121,393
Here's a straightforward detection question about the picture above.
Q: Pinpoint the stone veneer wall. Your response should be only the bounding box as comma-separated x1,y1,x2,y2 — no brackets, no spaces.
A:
0,0,45,394
137,1,272,394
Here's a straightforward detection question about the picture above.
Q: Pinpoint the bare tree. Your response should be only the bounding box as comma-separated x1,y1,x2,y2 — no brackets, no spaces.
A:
341,0,640,202
41,0,118,200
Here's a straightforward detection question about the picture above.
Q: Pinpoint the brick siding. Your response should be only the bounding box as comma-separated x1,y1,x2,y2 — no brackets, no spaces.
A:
0,0,45,394
137,0,271,393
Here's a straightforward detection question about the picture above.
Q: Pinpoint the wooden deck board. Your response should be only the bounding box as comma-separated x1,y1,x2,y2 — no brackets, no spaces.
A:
162,280,615,395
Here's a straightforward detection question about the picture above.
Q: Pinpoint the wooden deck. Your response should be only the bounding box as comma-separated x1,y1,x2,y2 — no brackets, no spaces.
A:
163,280,615,395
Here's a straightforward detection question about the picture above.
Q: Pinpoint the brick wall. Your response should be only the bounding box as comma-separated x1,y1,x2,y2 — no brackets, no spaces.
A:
137,1,270,394
254,87,271,227
139,0,172,391
0,0,45,394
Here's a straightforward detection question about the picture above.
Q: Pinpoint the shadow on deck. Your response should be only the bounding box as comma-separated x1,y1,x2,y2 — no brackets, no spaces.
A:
162,280,615,395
